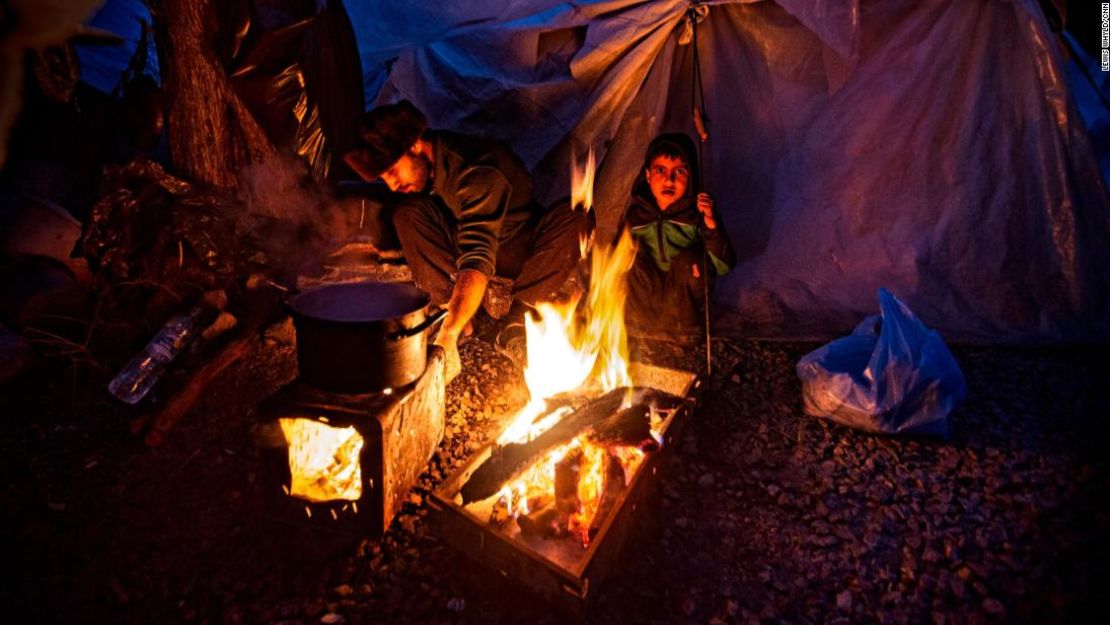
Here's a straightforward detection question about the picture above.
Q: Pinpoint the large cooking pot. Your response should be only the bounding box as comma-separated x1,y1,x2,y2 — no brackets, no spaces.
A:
289,282,446,393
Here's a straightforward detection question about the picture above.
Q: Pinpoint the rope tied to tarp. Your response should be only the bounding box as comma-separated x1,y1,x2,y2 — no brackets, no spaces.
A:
678,3,709,46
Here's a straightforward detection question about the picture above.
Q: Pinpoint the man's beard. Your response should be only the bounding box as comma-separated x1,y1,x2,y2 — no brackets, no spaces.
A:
408,152,433,193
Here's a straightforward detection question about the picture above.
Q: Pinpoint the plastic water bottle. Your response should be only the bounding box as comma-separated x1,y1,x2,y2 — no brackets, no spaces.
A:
108,307,204,404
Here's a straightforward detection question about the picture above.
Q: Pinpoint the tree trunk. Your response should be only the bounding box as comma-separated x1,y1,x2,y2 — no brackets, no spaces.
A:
152,0,275,191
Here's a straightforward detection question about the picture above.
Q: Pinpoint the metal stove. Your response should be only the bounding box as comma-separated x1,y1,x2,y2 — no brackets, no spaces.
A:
258,346,445,538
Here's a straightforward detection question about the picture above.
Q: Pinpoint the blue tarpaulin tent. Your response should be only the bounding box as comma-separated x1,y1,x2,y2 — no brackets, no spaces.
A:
73,0,1110,342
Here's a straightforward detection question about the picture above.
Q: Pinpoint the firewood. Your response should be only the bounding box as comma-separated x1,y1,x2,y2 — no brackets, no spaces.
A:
488,493,512,527
588,453,629,539
526,391,590,428
516,503,562,539
587,403,652,447
139,279,283,446
554,448,583,514
143,333,257,446
460,387,682,503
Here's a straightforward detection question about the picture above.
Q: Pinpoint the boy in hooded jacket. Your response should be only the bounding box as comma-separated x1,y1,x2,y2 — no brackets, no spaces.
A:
617,133,735,336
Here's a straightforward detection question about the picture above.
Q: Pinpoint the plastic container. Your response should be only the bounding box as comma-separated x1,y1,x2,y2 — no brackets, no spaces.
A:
108,307,205,404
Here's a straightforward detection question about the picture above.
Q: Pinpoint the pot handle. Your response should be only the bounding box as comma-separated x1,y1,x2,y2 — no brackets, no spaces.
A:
389,306,448,341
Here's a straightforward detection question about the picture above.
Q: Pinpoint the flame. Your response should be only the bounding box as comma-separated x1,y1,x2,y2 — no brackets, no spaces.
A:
570,147,595,212
280,418,364,502
574,148,596,260
476,148,652,548
523,300,596,405
610,445,647,485
496,229,637,445
567,442,607,545
584,229,636,390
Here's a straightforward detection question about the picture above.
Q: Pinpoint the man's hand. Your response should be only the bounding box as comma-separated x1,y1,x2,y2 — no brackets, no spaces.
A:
434,268,489,382
434,332,462,385
696,192,717,230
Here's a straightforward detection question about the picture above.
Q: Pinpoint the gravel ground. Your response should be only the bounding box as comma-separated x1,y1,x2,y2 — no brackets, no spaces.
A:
3,334,1107,624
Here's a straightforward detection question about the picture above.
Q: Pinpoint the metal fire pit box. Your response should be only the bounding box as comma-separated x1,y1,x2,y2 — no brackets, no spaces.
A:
258,346,445,538
427,362,699,617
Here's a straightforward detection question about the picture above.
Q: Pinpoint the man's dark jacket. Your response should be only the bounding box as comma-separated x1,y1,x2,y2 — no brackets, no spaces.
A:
428,130,539,276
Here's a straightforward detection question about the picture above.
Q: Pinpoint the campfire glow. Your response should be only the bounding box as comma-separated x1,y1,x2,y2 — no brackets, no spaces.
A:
496,225,637,446
279,418,364,502
478,150,650,547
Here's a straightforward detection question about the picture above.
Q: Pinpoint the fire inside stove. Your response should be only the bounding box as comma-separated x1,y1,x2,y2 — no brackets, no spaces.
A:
279,418,364,502
259,346,445,536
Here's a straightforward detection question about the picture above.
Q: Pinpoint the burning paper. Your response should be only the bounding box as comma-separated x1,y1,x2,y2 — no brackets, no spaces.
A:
280,418,364,502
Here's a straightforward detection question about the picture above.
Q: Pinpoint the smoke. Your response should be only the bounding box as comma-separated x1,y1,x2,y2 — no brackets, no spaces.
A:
239,152,354,283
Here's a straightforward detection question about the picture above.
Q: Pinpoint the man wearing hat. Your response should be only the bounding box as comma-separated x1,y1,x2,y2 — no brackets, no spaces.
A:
344,100,589,381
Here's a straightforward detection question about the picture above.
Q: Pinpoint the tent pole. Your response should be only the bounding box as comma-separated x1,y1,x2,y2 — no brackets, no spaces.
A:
690,5,712,377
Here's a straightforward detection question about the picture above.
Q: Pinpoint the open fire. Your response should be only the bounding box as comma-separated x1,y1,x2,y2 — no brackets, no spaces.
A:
450,148,680,551
268,144,686,573
422,145,697,613
472,228,659,548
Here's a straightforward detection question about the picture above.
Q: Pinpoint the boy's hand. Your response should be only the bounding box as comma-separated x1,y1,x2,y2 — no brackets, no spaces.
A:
697,192,717,230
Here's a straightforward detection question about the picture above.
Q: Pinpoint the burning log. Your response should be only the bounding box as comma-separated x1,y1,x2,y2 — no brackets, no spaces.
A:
460,387,681,504
517,444,631,544
515,391,592,433
588,452,629,540
554,448,583,515
517,504,562,539
587,403,652,447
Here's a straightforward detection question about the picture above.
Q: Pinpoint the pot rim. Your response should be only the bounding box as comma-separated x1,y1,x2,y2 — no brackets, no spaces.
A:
289,282,431,324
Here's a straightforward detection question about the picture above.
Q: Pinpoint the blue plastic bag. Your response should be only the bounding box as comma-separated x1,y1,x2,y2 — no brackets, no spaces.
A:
796,289,966,438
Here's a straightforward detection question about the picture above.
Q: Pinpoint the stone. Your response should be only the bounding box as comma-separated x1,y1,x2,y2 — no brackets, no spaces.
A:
0,194,82,261
0,323,31,382
982,598,1005,615
680,594,697,616
836,590,852,610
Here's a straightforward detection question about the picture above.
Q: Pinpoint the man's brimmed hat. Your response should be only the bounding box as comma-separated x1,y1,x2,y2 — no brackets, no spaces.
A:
344,100,428,179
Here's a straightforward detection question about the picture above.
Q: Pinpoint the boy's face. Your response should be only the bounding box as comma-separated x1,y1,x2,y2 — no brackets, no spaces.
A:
645,154,690,211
